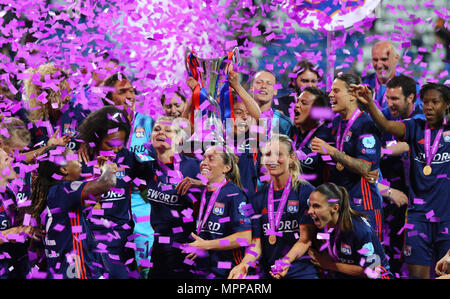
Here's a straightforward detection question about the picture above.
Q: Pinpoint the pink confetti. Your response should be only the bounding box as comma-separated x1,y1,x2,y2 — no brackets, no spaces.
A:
217,261,232,269
158,236,170,244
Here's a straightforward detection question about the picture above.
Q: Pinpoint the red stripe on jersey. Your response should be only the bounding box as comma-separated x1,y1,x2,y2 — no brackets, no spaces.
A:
374,209,382,242
76,213,88,279
365,179,372,210
361,178,368,210
70,217,81,279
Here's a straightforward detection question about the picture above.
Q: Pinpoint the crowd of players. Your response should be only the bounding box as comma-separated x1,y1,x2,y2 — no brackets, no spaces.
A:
0,40,449,279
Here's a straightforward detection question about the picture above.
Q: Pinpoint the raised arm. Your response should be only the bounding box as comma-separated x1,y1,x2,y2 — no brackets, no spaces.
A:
351,84,405,139
81,163,117,201
228,65,261,120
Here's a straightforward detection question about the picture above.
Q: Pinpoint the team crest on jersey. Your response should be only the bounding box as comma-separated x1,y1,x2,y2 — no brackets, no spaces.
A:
444,131,450,142
135,127,145,138
345,131,352,142
64,124,75,136
404,245,412,257
362,135,376,148
238,202,247,216
115,167,126,179
341,243,352,255
287,200,299,213
213,202,225,216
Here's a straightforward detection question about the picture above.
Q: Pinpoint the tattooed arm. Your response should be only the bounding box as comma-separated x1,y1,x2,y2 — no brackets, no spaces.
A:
310,137,372,176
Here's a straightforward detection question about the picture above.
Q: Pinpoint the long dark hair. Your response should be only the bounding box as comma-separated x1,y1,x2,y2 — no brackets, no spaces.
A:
302,86,330,109
314,183,367,232
29,146,68,223
77,106,131,159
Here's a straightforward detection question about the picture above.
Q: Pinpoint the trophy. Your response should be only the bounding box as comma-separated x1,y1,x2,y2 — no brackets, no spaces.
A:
185,47,239,148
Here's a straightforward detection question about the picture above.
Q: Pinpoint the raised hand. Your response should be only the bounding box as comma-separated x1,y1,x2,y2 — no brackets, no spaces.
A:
47,128,71,146
350,84,373,106
176,176,205,195
187,77,199,91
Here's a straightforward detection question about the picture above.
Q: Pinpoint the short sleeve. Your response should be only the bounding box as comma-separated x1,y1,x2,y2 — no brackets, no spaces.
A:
47,181,88,212
130,151,155,180
249,192,264,238
229,191,252,234
298,183,315,226
400,118,417,144
354,123,382,167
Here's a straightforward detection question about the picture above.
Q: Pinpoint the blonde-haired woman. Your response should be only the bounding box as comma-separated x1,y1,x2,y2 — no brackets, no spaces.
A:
141,115,203,279
183,145,252,279
23,63,89,152
228,134,319,279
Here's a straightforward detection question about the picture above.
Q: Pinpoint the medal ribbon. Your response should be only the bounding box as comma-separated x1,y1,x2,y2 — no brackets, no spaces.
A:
187,52,205,124
196,179,227,235
424,117,447,166
268,175,292,233
219,51,235,121
296,121,325,151
336,108,361,151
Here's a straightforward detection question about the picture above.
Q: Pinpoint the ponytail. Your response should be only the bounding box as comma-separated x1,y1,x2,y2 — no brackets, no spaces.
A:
315,183,367,232
28,146,67,224
221,149,243,189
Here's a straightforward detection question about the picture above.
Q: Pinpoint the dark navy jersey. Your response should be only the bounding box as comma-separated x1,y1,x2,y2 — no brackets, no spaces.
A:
83,148,151,231
327,216,392,279
290,122,332,187
329,112,383,210
0,187,29,279
251,181,318,278
328,112,384,238
13,163,33,210
145,153,200,244
235,133,261,199
45,180,104,279
26,99,91,151
195,181,251,279
401,118,450,222
380,105,425,195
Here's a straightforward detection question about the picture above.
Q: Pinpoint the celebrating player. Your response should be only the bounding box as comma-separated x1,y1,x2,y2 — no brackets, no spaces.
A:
291,86,332,187
307,183,392,279
229,134,318,279
353,82,450,279
29,145,118,279
310,73,384,241
143,116,202,279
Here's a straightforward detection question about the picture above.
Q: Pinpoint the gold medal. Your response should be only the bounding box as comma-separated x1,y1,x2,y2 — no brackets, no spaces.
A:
268,235,276,245
336,162,344,171
423,165,432,176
